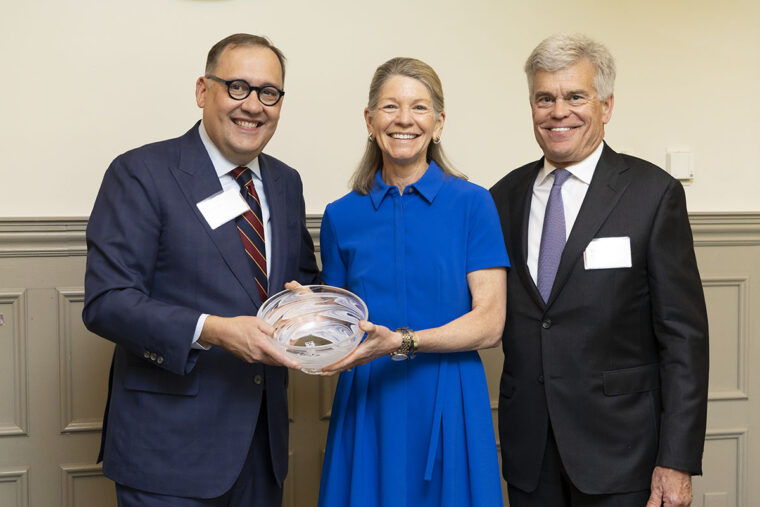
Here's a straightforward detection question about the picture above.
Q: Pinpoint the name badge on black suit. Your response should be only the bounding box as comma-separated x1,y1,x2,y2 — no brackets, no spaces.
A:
584,237,632,269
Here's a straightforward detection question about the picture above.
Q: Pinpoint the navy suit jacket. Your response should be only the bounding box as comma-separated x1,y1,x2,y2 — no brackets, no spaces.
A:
490,143,709,494
83,123,319,498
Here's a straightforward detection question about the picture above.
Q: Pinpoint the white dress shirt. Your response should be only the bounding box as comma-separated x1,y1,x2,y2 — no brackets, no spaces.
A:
192,122,273,347
527,142,604,284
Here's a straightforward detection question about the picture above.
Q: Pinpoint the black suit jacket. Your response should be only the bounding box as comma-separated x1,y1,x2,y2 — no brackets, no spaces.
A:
490,143,708,494
83,123,319,497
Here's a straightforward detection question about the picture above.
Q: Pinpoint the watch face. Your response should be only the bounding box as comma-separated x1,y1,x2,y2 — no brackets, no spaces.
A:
389,353,408,361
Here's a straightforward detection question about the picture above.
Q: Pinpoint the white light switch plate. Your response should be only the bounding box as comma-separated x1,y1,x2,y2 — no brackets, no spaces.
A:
667,147,694,180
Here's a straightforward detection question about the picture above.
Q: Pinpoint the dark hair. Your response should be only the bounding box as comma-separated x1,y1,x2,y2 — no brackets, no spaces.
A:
205,33,287,81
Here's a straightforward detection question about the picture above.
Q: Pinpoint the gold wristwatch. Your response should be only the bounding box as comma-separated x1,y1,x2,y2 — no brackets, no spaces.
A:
389,327,418,361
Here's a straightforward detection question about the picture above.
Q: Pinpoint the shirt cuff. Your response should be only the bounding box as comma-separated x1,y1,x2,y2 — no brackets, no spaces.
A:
191,314,211,350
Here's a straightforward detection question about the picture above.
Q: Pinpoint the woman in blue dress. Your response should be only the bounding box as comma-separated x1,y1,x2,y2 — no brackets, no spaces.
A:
318,57,509,507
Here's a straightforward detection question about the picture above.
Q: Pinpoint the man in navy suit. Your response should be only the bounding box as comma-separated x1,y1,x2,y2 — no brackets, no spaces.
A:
490,34,708,507
83,33,319,506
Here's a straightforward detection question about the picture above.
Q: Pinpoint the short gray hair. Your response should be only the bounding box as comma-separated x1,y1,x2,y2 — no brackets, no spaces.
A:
524,33,616,100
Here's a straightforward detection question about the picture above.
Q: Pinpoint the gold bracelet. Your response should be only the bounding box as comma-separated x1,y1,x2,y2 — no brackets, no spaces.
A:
389,327,417,361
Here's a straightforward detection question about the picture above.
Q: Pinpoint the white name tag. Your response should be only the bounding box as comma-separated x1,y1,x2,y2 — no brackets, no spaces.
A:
584,237,632,270
196,189,248,230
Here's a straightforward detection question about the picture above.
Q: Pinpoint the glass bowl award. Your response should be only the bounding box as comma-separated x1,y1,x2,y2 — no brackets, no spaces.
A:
257,285,368,374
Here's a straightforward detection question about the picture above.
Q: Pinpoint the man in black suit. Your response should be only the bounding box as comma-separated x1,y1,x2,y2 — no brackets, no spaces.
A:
490,33,709,507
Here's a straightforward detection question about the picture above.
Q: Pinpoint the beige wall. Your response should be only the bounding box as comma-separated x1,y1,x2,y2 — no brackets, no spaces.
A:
1,0,759,217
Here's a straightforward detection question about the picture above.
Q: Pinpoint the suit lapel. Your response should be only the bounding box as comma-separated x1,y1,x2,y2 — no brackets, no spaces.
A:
510,160,546,309
259,154,286,297
546,143,631,306
171,124,263,309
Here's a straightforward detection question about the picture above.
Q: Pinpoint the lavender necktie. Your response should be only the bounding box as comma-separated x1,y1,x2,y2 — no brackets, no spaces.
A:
537,168,571,302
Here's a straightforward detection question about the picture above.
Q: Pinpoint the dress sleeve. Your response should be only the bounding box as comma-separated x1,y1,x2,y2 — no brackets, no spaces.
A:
319,206,347,288
466,189,510,273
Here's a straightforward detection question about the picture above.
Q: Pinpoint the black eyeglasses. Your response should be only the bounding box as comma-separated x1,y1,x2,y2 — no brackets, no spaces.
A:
205,75,285,106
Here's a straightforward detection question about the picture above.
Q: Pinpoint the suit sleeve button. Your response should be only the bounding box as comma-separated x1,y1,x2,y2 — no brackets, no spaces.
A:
156,356,164,365
253,375,264,385
150,352,157,361
537,375,544,384
143,350,150,359
542,319,552,329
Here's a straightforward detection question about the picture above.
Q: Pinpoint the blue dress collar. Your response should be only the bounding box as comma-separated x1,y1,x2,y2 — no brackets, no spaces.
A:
368,161,448,209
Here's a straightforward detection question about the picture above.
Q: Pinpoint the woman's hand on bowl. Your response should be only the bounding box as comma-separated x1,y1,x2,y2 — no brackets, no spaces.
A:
321,320,401,374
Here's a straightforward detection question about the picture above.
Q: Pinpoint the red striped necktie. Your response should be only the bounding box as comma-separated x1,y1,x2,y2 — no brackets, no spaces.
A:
231,166,268,302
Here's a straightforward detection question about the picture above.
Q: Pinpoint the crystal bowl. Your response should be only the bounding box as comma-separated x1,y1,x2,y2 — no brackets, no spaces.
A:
257,285,368,374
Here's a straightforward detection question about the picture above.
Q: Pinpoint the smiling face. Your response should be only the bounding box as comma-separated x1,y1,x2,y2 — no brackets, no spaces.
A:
531,58,613,168
196,45,283,165
365,75,444,173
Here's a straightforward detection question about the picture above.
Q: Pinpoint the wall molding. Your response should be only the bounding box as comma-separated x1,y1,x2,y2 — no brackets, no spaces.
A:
702,277,749,401
0,466,29,507
1,213,758,256
0,215,323,257
0,290,28,437
306,215,322,249
57,288,104,433
689,212,760,246
703,428,748,507
59,463,107,507
0,218,87,257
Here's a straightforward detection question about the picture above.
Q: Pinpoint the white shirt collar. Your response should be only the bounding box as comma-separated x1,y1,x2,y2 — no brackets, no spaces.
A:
198,121,262,180
537,141,605,187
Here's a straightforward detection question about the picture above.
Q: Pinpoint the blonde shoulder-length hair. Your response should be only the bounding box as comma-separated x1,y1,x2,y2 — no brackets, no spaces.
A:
350,57,466,194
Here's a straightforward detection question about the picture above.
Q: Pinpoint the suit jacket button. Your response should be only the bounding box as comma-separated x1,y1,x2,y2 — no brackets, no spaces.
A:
150,352,157,361
254,375,264,385
156,356,164,365
542,319,552,329
538,375,544,384
143,350,150,359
